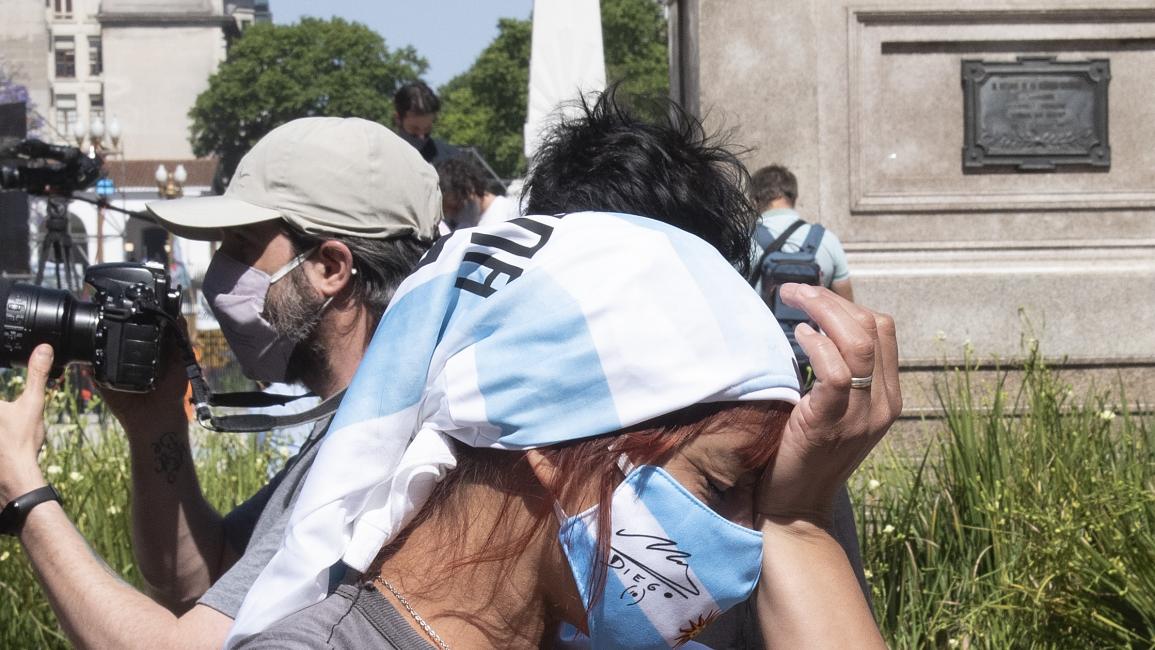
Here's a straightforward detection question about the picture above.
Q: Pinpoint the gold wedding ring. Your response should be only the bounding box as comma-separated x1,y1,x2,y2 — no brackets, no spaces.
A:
849,375,874,389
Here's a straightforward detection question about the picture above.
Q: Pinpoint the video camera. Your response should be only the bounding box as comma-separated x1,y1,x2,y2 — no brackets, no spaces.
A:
0,138,102,196
0,262,182,392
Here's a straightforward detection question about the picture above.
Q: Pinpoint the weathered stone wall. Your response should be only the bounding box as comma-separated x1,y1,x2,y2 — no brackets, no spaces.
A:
683,1,1155,406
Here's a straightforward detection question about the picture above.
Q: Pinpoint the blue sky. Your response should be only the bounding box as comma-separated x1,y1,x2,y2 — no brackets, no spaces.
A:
272,0,534,89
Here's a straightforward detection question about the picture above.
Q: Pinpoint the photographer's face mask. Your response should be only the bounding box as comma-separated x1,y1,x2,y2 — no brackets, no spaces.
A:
201,248,314,383
556,464,763,648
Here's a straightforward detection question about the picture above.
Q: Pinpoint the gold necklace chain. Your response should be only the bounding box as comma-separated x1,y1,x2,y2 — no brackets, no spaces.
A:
376,576,452,650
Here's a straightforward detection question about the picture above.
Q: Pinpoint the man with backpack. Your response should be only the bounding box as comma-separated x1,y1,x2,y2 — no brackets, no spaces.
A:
749,164,855,373
747,163,870,619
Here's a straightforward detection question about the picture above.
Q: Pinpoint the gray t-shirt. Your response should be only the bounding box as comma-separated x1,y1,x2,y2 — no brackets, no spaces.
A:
234,583,436,649
199,415,334,618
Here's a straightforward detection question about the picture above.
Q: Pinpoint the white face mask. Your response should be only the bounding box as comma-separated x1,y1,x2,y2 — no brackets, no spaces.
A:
201,248,314,383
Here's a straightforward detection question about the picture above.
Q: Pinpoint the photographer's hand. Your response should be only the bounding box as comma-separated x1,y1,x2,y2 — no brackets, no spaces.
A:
95,317,231,610
98,317,191,431
0,344,53,506
0,344,231,650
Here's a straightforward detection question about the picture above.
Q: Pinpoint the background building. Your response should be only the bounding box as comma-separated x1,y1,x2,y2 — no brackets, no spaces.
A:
0,0,269,285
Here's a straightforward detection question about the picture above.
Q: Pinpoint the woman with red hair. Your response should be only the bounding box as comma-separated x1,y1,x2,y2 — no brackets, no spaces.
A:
229,206,897,649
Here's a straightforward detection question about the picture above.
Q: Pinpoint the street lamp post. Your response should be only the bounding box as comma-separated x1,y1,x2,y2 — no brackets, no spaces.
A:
72,115,124,263
155,164,187,200
152,163,193,340
153,164,186,284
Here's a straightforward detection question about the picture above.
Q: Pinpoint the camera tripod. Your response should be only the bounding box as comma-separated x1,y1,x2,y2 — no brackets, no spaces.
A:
34,196,89,292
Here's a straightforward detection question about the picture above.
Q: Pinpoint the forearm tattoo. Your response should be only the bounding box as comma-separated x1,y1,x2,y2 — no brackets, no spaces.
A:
152,432,185,484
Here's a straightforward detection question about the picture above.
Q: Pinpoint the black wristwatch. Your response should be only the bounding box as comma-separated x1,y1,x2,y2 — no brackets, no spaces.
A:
0,485,63,536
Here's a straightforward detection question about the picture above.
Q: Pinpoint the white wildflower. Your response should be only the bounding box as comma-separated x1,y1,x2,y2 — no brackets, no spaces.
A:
0,551,9,562
46,464,63,476
882,524,896,534
867,479,881,491
1099,409,1116,422
69,471,83,482
948,639,960,649
106,505,121,515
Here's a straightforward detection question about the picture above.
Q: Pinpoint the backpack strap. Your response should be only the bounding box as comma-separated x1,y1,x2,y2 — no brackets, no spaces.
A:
749,219,807,285
752,223,776,251
799,223,825,255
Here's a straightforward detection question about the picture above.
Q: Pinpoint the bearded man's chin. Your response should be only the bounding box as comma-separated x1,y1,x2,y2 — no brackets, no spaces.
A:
283,338,323,385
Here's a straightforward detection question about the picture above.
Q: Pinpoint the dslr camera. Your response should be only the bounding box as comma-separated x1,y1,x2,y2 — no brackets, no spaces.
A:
0,263,182,392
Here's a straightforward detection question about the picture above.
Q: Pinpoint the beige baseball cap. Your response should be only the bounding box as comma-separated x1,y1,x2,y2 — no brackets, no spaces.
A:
147,117,442,242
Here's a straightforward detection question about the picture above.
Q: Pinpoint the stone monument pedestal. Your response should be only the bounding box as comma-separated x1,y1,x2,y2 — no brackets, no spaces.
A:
670,0,1155,417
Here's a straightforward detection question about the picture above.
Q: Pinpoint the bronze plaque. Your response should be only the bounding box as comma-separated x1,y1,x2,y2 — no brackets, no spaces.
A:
962,57,1110,171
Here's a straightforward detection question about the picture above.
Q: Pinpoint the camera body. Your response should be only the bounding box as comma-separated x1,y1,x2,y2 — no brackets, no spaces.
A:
0,262,182,392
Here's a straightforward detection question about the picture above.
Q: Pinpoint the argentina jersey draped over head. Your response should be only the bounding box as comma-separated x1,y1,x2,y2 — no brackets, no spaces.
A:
227,211,802,645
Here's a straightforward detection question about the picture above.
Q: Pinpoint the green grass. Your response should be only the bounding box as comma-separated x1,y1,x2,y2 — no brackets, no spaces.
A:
1,343,1153,648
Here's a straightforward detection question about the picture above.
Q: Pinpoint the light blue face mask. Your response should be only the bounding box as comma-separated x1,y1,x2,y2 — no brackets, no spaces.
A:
557,464,764,648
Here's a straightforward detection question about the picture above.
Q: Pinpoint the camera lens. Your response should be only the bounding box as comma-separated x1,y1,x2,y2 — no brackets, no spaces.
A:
0,280,99,369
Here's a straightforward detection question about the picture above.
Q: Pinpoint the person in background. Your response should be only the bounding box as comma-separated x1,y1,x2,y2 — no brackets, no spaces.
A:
749,164,854,301
393,81,459,165
434,156,520,235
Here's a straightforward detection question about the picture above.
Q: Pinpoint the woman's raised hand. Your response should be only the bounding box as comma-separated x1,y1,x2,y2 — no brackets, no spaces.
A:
755,284,902,527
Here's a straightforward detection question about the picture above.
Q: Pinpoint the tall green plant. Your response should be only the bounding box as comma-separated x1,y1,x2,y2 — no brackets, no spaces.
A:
861,342,1155,647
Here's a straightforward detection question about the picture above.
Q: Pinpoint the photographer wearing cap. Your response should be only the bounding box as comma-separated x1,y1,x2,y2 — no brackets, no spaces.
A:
0,117,440,648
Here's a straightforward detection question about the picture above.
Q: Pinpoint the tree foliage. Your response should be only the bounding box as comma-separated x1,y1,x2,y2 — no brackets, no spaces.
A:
437,0,669,179
189,18,426,181
602,0,670,110
436,18,531,180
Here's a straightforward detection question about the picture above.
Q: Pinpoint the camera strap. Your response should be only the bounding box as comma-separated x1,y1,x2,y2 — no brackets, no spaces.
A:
196,388,346,433
208,391,316,408
149,307,346,433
